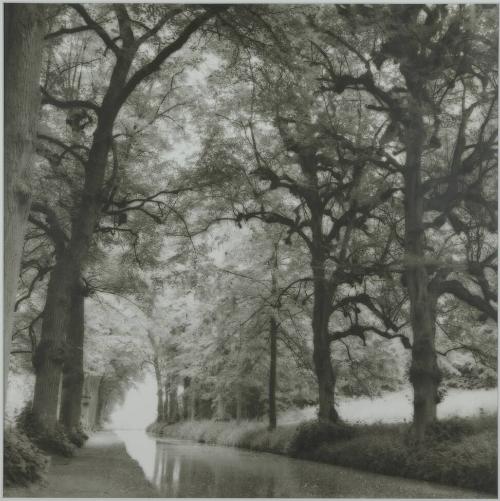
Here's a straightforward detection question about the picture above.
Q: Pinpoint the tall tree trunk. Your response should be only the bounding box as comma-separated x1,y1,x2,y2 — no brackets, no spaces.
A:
4,4,45,397
189,383,196,421
32,256,78,428
154,361,164,422
311,254,338,422
235,384,243,423
216,392,225,421
163,381,169,421
59,286,85,430
85,375,102,430
268,316,278,430
147,331,164,422
156,387,164,423
403,107,441,440
168,377,179,423
95,376,106,430
182,377,191,420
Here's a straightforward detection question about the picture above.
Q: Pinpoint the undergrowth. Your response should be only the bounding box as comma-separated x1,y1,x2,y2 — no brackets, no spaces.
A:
16,404,76,457
3,428,49,487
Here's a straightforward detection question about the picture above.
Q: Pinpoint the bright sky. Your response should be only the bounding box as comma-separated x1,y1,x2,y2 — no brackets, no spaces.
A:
109,373,157,430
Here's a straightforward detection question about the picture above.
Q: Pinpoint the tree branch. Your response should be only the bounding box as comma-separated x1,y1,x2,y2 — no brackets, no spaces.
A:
70,4,120,56
116,6,226,108
45,25,93,40
434,279,497,321
38,133,88,167
40,86,100,114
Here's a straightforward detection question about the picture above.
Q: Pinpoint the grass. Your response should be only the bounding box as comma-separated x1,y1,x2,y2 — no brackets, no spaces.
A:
148,413,498,495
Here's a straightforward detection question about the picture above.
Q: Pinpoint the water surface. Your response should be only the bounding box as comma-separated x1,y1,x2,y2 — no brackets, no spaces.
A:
115,430,491,498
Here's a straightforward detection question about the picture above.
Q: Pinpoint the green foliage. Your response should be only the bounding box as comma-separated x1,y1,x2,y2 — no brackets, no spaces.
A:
15,405,75,457
3,428,49,487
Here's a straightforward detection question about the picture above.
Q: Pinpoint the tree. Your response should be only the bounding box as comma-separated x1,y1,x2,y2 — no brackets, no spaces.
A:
193,39,410,421
310,4,497,437
31,4,227,428
4,4,46,393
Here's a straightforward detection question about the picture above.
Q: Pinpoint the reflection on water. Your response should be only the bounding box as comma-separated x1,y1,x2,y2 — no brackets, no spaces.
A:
115,430,487,498
115,430,294,497
148,439,284,497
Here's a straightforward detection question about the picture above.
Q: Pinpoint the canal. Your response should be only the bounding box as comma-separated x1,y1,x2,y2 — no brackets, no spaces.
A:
115,430,492,498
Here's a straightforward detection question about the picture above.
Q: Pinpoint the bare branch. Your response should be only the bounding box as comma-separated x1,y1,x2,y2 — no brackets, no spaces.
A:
45,25,93,40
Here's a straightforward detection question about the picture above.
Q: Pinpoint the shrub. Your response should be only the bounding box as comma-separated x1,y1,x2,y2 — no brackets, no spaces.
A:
4,428,49,487
146,422,165,436
439,430,498,493
15,405,75,457
35,424,76,457
15,405,40,438
425,417,474,442
309,423,497,495
289,420,355,455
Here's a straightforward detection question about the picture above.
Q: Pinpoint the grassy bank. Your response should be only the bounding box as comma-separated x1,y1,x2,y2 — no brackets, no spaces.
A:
147,414,498,495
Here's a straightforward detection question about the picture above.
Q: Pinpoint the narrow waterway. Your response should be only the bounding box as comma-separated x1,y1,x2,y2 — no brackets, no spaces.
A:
114,430,492,498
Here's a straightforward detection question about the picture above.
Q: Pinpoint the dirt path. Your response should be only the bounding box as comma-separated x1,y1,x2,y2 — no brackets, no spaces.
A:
4,431,159,498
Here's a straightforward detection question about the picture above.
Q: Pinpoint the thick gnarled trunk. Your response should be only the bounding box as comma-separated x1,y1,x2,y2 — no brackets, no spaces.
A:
311,254,338,422
32,256,78,428
4,4,45,395
59,287,85,430
404,110,441,440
